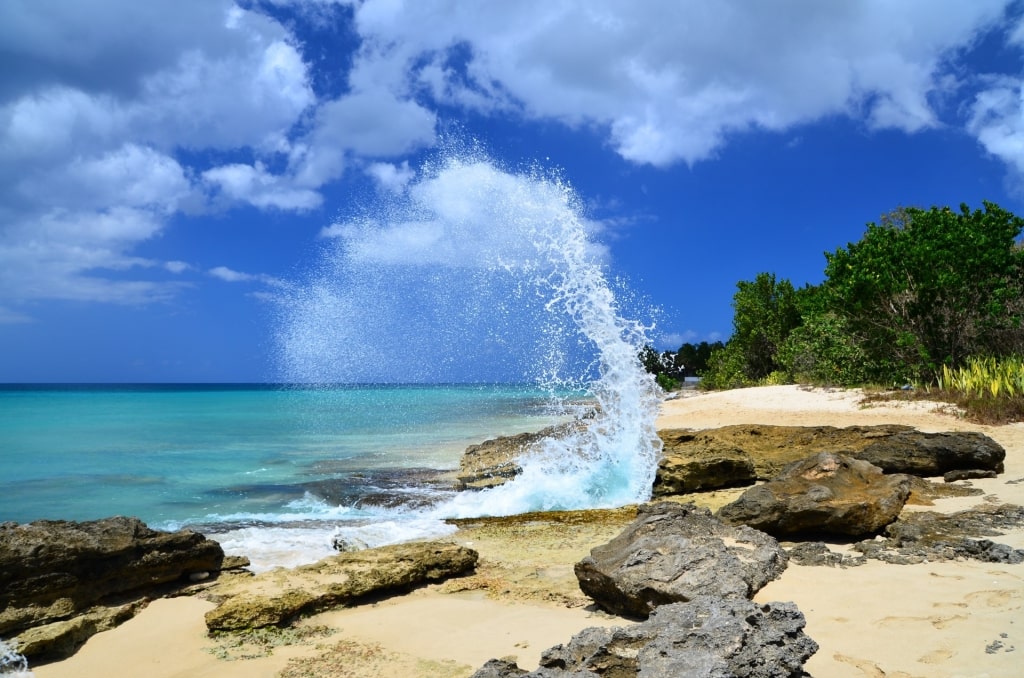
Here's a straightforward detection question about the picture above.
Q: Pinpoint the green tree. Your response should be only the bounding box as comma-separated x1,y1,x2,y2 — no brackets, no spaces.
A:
823,202,1024,383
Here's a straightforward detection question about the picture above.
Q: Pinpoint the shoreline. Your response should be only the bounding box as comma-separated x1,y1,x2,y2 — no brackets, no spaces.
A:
28,385,1024,677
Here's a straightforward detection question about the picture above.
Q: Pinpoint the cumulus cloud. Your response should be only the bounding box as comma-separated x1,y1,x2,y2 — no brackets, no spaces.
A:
209,265,288,288
365,161,415,193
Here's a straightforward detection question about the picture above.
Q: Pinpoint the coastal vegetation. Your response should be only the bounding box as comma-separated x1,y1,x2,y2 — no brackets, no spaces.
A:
648,202,1024,422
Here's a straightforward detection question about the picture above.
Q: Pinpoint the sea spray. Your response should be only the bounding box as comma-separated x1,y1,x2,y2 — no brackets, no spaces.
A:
277,150,662,519
0,640,31,678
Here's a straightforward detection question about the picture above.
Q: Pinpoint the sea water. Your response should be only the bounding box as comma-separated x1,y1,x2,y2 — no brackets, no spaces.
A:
0,383,575,569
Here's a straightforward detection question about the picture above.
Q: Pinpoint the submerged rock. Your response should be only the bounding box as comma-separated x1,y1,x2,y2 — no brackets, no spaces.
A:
717,452,912,538
655,425,1005,496
574,502,787,619
0,516,226,661
472,597,818,678
205,540,478,631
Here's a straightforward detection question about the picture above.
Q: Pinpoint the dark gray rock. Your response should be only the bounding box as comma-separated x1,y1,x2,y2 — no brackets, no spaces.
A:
655,425,1004,496
472,597,817,678
574,502,787,619
785,541,865,568
717,452,912,538
943,469,999,482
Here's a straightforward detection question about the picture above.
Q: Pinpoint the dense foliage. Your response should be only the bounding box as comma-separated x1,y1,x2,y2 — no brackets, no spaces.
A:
691,202,1024,391
641,341,723,390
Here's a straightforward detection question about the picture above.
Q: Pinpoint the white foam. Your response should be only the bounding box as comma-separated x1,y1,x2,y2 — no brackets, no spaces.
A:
0,640,32,677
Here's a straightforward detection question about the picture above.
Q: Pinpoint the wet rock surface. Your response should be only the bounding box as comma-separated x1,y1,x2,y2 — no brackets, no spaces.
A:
655,425,1005,496
456,420,589,490
204,541,478,631
574,502,787,619
0,516,227,661
716,452,913,538
472,597,818,678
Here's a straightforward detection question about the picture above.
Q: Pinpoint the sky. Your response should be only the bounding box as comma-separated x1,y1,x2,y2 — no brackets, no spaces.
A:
2,0,1024,383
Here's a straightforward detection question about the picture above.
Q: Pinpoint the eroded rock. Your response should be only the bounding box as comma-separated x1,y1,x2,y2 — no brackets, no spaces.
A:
456,420,589,490
655,425,1004,496
205,540,478,631
717,452,912,538
574,502,786,619
472,597,818,678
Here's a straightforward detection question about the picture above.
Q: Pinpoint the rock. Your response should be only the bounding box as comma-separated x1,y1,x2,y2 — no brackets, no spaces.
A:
331,534,369,552
0,517,224,637
717,452,912,538
853,503,1024,564
785,542,865,568
472,597,817,678
574,502,787,619
943,469,999,482
12,601,146,663
205,540,478,631
654,425,1004,496
457,420,589,490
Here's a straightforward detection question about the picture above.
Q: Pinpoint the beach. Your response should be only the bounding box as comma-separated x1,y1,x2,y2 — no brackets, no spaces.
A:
30,385,1024,678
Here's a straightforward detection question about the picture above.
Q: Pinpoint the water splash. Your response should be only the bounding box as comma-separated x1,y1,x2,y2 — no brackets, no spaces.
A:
277,149,662,516
0,640,32,678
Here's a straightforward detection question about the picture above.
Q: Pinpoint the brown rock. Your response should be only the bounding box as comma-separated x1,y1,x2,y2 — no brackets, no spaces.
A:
717,452,912,537
456,420,589,490
654,425,1004,496
205,540,478,631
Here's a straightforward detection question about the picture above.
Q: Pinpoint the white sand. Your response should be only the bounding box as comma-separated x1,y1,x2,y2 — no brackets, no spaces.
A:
31,385,1024,677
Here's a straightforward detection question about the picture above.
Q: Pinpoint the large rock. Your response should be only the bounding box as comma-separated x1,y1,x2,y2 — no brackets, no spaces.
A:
0,517,224,636
0,516,226,661
574,502,787,619
205,540,477,631
655,425,1004,496
717,452,912,537
472,597,818,678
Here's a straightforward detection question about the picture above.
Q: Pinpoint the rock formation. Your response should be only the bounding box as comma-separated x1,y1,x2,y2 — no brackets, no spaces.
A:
655,425,1004,495
204,540,478,631
716,452,912,537
472,597,818,678
0,516,228,661
574,502,787,619
456,419,588,490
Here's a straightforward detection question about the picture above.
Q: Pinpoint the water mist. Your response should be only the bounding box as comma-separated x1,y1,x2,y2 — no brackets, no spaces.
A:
277,150,663,517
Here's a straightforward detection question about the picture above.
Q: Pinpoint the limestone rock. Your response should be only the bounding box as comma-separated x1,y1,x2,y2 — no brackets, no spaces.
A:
472,597,818,678
574,502,786,619
654,425,1004,496
205,541,478,631
717,452,911,538
0,516,224,642
457,420,588,490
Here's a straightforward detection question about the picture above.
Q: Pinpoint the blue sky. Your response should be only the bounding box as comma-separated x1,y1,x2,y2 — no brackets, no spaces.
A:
2,0,1024,383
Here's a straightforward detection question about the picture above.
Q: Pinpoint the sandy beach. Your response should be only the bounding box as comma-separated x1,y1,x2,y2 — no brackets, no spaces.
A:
31,385,1024,677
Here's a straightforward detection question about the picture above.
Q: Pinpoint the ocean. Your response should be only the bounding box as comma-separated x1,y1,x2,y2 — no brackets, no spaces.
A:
0,383,581,570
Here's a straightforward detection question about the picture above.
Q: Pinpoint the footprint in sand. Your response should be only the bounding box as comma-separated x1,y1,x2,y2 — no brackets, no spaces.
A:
877,614,967,629
834,653,923,678
964,588,1022,608
918,647,954,664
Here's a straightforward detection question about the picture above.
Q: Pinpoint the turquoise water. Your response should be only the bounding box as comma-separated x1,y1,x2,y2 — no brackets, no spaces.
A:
0,384,574,566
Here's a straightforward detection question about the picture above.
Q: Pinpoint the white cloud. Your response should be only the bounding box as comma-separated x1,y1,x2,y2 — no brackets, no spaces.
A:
340,0,1011,166
203,162,323,210
968,76,1024,175
209,265,288,289
366,161,415,193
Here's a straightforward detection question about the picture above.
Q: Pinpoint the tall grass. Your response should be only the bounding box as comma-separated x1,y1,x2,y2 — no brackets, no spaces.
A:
936,356,1024,399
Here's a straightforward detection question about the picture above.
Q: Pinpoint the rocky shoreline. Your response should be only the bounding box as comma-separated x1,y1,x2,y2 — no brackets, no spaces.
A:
6,386,1024,677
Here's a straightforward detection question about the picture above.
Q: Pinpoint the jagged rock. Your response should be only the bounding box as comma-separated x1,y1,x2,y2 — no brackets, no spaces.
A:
456,420,589,490
853,503,1024,564
574,502,787,619
654,425,1004,496
717,452,912,538
472,597,818,678
0,516,224,650
785,542,865,567
205,541,478,631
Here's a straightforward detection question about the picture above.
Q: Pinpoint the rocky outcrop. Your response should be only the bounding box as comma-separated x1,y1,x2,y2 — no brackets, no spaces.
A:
472,597,817,678
655,425,1005,496
574,502,787,619
0,516,227,661
717,452,912,538
205,541,478,631
456,420,588,490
